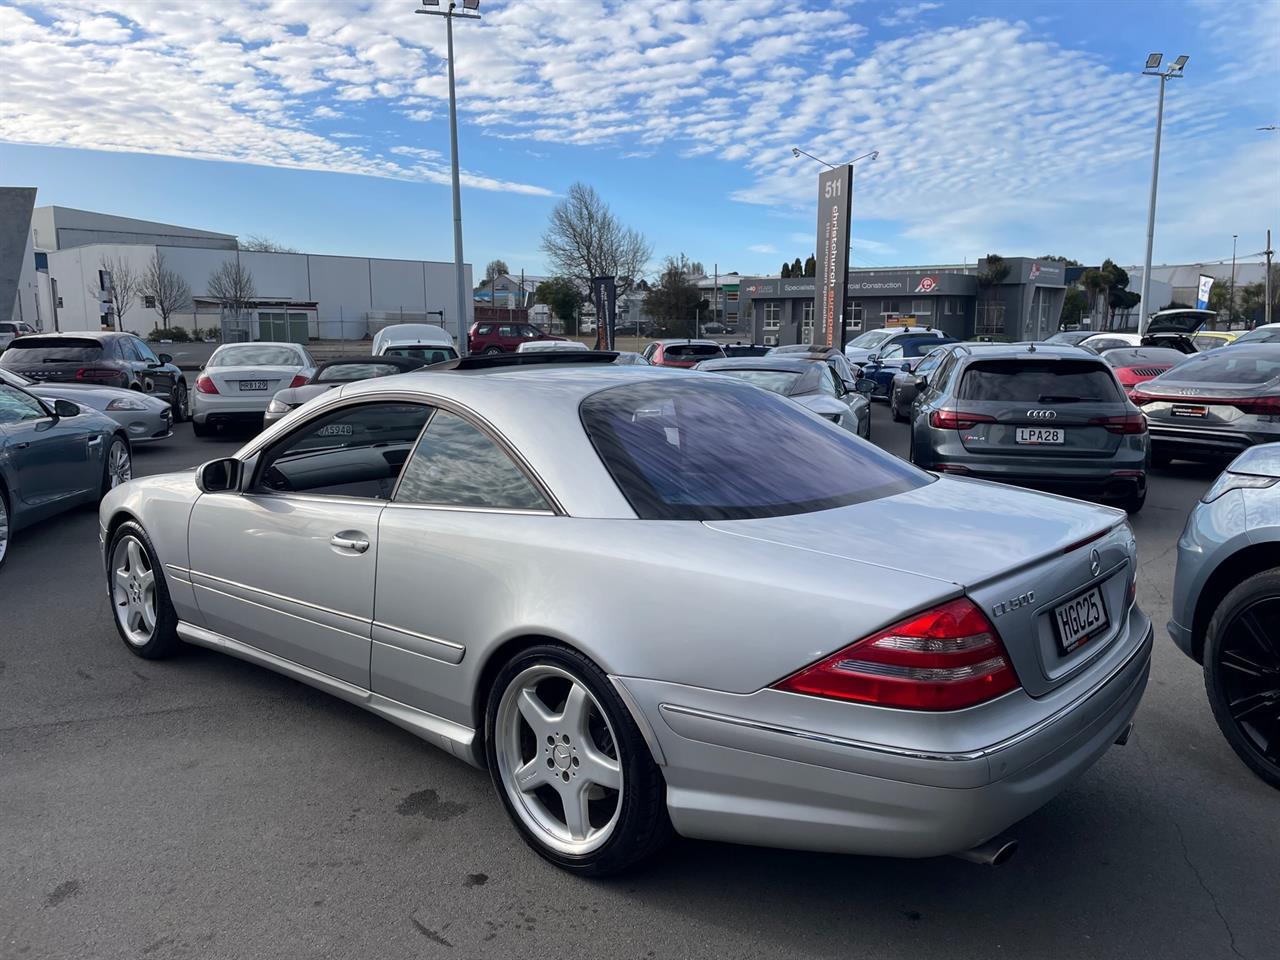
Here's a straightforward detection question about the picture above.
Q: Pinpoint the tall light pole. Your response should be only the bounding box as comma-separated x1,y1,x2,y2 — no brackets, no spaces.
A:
416,0,481,356
1138,53,1188,336
1230,234,1238,324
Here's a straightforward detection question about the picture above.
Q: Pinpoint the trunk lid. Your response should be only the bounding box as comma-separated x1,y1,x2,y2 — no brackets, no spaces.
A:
704,477,1133,696
205,364,301,396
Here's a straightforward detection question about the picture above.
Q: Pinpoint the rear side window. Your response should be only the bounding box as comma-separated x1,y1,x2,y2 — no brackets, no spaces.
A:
0,338,104,364
958,360,1121,402
580,380,930,521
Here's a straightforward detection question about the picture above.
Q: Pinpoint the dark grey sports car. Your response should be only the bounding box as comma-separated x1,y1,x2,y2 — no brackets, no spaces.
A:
263,355,425,426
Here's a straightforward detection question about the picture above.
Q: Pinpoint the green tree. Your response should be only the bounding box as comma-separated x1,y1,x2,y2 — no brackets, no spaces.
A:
1208,282,1233,319
804,254,816,277
1239,281,1267,324
780,261,792,278
534,277,584,334
1039,254,1083,267
1060,287,1087,327
646,255,703,336
791,257,803,277
976,254,1011,334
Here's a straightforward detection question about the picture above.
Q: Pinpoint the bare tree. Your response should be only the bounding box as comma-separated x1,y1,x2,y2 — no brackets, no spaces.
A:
89,255,141,329
207,260,257,318
240,235,298,253
540,183,651,297
141,251,192,325
484,259,510,286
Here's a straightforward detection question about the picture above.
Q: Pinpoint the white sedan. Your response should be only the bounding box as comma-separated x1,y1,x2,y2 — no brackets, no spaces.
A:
192,342,314,437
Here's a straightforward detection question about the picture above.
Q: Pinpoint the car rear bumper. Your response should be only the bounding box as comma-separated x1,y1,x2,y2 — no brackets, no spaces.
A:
1148,423,1276,460
615,618,1152,859
192,392,272,423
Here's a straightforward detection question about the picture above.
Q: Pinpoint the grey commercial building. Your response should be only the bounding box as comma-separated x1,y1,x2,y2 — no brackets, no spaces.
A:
739,258,1066,345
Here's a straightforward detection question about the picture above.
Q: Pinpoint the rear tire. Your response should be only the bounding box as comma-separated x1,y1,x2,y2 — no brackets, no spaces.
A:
1152,449,1173,468
170,382,188,423
0,484,11,572
1120,487,1146,514
484,346,503,355
106,521,183,659
484,643,672,875
890,387,906,422
1202,570,1280,790
192,418,211,438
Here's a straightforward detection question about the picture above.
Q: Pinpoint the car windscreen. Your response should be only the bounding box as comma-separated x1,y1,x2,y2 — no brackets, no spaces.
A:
315,362,407,383
1045,331,1091,344
209,345,301,367
1233,327,1280,345
848,330,892,349
384,346,457,363
1157,351,1280,384
0,338,104,364
580,380,929,521
665,344,722,359
712,369,803,395
1104,348,1186,368
957,359,1121,402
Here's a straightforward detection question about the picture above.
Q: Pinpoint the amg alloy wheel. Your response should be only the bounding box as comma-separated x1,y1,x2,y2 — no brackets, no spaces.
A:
1204,570,1280,789
486,645,671,874
106,522,181,658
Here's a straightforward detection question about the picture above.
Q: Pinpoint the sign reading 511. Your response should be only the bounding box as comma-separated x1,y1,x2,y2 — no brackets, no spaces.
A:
814,165,853,350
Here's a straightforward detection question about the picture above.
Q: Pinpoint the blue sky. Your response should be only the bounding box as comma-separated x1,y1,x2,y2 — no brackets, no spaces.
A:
1,0,1277,278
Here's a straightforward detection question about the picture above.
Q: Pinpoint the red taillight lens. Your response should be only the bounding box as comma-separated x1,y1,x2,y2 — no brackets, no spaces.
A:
289,374,309,388
929,409,996,430
1089,413,1147,434
76,367,120,382
195,375,219,395
772,598,1020,711
1232,396,1280,416
1129,391,1155,407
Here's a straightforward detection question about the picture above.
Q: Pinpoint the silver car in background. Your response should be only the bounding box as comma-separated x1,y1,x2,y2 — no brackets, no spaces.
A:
695,355,873,439
0,367,172,444
192,341,315,437
263,355,425,427
1131,344,1280,467
100,355,1150,875
1169,443,1280,789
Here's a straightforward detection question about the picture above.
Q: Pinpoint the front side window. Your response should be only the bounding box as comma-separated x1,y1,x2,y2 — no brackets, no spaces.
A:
497,325,517,338
848,329,891,349
254,402,432,499
396,410,549,511
0,384,48,424
133,338,161,364
880,345,904,360
580,380,929,521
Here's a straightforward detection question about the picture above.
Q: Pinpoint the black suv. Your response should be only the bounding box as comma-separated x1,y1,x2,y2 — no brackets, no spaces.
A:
0,331,190,421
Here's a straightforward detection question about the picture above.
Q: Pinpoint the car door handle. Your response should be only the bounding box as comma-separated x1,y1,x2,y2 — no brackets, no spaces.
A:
15,441,30,449
330,534,370,554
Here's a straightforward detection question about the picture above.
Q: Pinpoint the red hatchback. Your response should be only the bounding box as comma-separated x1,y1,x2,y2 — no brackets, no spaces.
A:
468,321,565,354
642,339,726,368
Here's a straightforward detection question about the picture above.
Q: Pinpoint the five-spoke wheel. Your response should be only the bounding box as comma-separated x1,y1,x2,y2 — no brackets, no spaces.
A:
105,522,182,659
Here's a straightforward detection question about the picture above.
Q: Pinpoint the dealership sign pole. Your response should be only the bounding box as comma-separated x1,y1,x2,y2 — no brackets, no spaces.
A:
814,165,853,350
592,276,617,350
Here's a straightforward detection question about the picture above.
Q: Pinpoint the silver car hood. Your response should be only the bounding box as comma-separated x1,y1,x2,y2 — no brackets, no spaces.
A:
704,475,1119,590
1227,442,1280,478
25,382,169,409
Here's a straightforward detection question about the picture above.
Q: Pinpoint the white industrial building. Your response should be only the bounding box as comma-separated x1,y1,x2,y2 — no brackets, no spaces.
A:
13,203,473,344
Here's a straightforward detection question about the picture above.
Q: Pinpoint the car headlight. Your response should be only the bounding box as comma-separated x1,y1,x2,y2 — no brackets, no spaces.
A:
106,397,149,411
1201,472,1278,503
266,397,293,415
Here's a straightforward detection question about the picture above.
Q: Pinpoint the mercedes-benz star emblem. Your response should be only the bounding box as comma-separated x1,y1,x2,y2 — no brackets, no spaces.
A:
1089,548,1101,578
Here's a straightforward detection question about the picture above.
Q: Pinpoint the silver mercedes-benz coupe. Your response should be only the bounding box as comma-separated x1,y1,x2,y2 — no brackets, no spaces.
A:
99,353,1152,875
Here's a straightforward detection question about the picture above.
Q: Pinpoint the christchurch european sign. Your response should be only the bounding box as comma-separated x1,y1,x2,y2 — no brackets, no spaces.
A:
814,165,853,349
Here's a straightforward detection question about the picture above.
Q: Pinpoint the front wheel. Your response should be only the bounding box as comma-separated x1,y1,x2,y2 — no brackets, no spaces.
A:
106,521,182,659
0,485,10,572
484,346,503,355
485,644,671,875
1203,570,1280,789
101,436,132,497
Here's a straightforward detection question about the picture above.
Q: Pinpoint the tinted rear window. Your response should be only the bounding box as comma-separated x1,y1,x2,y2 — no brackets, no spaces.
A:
580,380,929,521
315,362,407,382
385,346,457,363
1234,327,1280,345
958,360,1121,402
712,369,803,395
0,338,104,363
1159,351,1280,384
665,344,723,359
210,345,302,367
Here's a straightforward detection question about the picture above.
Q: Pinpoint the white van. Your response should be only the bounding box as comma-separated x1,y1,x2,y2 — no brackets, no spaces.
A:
0,320,38,351
370,324,458,364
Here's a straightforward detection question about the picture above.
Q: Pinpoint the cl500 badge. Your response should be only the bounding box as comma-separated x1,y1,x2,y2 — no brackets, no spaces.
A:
991,591,1035,618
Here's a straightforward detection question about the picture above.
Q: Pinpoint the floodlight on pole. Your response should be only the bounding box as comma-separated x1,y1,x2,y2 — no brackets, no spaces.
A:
1137,53,1189,336
415,0,482,355
791,147,879,170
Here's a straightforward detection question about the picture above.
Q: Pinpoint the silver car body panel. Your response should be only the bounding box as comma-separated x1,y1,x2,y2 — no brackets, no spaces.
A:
0,367,172,443
99,364,1150,857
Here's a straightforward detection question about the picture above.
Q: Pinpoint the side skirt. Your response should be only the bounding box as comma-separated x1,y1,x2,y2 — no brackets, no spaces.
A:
176,621,482,767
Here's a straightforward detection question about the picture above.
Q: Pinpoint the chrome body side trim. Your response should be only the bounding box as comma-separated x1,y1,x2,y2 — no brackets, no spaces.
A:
176,622,478,763
658,624,1153,765
192,581,369,641
189,567,364,624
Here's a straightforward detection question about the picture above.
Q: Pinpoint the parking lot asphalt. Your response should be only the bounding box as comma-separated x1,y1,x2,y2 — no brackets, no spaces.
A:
2,405,1277,960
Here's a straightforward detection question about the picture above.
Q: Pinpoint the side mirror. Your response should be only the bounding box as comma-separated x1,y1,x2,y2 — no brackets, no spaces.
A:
866,353,880,363
915,375,929,389
854,378,877,395
158,353,173,364
52,398,81,418
196,458,243,494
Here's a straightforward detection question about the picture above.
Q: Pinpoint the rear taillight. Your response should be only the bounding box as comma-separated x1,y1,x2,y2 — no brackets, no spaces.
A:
929,409,996,430
195,375,219,395
1129,391,1155,407
1089,413,1147,434
76,367,121,383
772,598,1020,711
1231,396,1280,416
289,374,309,388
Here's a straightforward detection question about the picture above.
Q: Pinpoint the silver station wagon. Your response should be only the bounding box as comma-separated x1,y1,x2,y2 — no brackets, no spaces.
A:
100,354,1151,874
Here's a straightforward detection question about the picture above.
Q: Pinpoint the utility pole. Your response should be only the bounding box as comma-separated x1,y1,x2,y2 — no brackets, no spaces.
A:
416,0,481,355
1231,234,1238,325
1266,229,1274,327
1138,53,1188,336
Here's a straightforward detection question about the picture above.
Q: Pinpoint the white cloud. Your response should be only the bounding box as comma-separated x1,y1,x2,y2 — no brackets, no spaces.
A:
748,243,778,254
881,2,942,27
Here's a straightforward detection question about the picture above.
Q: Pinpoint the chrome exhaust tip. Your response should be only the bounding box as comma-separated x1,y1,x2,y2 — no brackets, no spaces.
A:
1114,722,1134,746
951,836,1019,866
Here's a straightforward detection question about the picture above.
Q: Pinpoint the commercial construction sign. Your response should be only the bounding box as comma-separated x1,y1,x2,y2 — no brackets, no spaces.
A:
814,165,853,349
